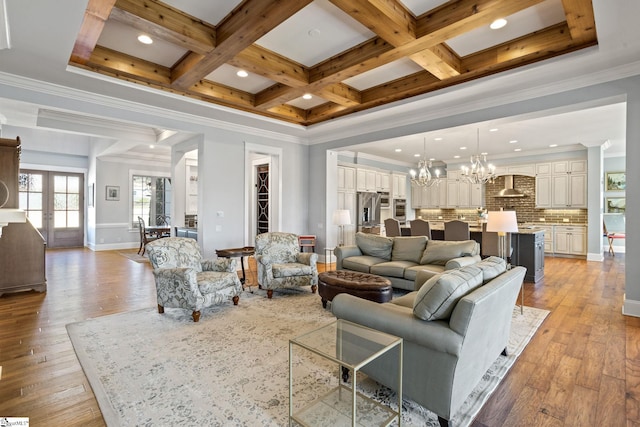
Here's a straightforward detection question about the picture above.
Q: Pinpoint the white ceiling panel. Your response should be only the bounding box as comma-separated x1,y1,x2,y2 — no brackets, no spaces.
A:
161,0,242,26
98,20,187,67
205,64,274,94
286,95,328,110
399,0,449,17
447,0,566,57
344,58,424,91
255,0,375,67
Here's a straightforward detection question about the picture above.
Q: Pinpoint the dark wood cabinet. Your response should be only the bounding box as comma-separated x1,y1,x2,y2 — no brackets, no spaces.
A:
512,231,545,283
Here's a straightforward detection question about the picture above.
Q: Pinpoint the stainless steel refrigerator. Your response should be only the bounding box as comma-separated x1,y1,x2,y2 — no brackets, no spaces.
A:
357,192,382,230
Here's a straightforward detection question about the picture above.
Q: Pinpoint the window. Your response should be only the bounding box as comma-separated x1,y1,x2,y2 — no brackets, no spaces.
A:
132,175,172,228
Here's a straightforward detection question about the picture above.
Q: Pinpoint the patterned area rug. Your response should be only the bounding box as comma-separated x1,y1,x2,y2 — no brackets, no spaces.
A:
67,288,548,426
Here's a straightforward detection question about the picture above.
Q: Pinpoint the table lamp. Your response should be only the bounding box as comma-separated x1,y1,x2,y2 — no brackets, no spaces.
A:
486,209,521,313
332,209,351,247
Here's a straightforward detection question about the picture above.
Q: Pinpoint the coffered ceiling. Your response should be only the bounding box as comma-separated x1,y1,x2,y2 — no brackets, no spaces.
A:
70,0,597,127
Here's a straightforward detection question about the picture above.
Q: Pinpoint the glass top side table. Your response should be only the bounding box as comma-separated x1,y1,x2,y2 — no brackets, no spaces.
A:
289,319,403,426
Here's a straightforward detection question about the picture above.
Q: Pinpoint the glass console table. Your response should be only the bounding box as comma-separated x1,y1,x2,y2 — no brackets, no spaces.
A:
289,319,403,426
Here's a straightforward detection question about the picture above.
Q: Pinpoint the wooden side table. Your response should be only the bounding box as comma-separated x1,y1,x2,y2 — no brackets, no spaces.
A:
298,235,316,252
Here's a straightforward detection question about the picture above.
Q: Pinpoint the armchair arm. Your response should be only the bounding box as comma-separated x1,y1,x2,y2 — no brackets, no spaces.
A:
202,257,237,273
296,252,318,266
445,255,481,271
255,254,275,284
152,267,201,305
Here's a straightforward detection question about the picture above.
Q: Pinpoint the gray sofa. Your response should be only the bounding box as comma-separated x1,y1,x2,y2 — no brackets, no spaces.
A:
332,257,525,427
335,232,481,291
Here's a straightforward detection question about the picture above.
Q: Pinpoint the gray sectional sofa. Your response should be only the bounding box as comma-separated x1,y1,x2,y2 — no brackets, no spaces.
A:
335,232,481,291
332,257,526,427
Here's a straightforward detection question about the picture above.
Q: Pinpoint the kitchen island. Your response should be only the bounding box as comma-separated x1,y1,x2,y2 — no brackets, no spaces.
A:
430,225,545,283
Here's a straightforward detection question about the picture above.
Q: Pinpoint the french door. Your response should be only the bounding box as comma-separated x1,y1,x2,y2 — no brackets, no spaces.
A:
19,170,85,248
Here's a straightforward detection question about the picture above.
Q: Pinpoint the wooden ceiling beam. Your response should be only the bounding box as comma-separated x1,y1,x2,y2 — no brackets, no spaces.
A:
88,45,172,84
317,83,362,107
111,0,216,55
254,84,306,110
170,0,313,90
70,0,117,64
409,44,462,79
561,0,597,44
329,0,416,46
267,105,308,122
228,45,309,88
188,80,255,108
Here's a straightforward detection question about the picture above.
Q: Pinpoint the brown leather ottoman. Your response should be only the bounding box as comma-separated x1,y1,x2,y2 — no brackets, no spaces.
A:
318,270,393,308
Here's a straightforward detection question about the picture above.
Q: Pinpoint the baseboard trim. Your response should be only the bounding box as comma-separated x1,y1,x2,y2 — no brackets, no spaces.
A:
587,252,604,262
623,296,640,318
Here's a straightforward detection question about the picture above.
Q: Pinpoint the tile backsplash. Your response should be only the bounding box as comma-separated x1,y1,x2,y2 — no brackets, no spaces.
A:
416,175,587,224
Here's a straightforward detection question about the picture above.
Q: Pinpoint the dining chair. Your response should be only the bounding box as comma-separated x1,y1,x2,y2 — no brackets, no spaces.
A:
138,216,160,255
410,219,431,239
444,220,470,241
384,218,401,237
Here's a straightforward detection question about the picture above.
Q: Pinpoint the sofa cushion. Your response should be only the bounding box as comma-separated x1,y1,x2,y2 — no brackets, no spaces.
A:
413,265,484,321
391,291,417,308
342,255,386,273
475,256,507,282
420,240,478,266
391,236,428,263
404,265,445,282
371,261,418,278
355,232,393,260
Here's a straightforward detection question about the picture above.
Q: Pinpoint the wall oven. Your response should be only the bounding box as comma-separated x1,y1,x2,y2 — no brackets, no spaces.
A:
379,192,390,208
393,199,406,222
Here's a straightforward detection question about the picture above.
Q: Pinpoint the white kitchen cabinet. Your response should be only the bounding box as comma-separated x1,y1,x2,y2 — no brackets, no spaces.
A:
356,168,376,192
469,183,483,208
535,160,586,208
537,225,554,253
377,172,391,192
411,183,423,208
392,173,407,199
428,183,447,208
337,166,356,192
445,171,474,208
554,225,586,256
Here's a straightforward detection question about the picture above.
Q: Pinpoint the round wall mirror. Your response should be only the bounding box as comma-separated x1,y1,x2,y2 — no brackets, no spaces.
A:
0,180,9,208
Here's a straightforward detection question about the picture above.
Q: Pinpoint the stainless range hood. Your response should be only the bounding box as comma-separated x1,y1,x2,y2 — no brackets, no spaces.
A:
496,175,525,198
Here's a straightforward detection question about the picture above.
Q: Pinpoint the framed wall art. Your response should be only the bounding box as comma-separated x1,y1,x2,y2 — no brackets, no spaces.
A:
106,185,120,201
606,197,625,213
605,171,625,191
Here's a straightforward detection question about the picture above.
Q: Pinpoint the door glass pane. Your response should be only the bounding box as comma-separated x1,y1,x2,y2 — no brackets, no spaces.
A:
68,193,79,210
29,193,43,210
54,193,67,210
30,174,43,192
67,176,80,193
68,211,80,228
19,192,27,208
54,211,67,228
54,175,67,192
29,211,43,229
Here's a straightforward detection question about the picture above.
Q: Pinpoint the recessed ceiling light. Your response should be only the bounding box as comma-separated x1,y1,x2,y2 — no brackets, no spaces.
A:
434,137,443,141
481,152,488,156
414,153,421,157
490,19,507,30
149,145,155,149
489,128,499,132
302,93,312,100
395,148,402,152
514,148,522,152
236,70,248,78
460,146,467,150
509,140,518,144
454,155,460,159
429,158,436,161
549,144,558,148
308,28,321,38
137,35,153,45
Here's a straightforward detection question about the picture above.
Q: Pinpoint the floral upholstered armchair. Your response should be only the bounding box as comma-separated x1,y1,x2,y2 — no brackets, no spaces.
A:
146,237,243,322
254,232,318,299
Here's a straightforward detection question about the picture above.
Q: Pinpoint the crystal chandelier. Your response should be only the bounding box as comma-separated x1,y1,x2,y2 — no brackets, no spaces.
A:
461,129,496,184
409,139,441,187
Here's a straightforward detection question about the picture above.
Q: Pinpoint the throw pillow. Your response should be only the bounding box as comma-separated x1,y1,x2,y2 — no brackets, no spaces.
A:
413,265,484,321
391,236,428,263
475,256,507,282
420,240,478,265
355,232,393,260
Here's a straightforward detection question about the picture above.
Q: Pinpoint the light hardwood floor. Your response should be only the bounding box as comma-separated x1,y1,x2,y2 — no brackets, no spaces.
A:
0,249,637,426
